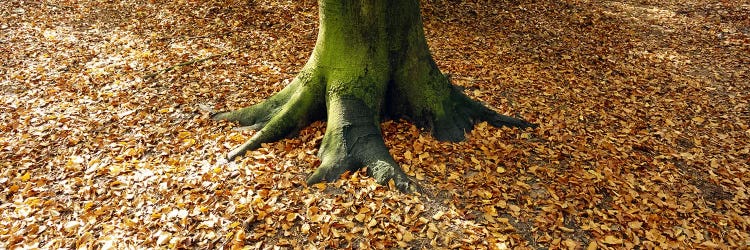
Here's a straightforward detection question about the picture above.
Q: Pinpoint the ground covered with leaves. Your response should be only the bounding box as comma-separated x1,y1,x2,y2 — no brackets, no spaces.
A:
1,0,748,249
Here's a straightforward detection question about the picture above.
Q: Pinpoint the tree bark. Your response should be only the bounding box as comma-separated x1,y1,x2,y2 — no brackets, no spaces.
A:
212,0,535,192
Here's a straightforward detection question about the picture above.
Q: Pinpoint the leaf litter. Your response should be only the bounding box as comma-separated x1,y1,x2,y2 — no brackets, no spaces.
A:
1,0,748,249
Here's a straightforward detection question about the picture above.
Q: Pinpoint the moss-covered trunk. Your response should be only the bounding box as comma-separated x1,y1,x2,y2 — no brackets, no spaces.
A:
213,0,535,192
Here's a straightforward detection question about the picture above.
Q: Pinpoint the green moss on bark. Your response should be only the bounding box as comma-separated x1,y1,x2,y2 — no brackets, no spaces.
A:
213,0,536,192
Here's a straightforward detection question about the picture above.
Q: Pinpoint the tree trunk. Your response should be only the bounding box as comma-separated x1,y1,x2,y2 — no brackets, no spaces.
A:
212,0,535,192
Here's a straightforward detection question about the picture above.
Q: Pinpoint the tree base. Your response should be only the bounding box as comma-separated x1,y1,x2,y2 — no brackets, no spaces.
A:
212,0,536,193
212,68,535,193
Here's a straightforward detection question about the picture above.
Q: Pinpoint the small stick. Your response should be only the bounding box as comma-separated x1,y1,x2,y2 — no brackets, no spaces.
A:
144,47,243,80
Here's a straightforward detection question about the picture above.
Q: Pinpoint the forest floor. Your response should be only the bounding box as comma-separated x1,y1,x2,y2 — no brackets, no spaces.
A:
1,0,748,249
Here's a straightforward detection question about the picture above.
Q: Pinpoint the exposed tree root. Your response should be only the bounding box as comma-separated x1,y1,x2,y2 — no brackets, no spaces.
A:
212,70,536,192
308,97,419,193
213,66,534,193
430,86,537,142
211,70,325,160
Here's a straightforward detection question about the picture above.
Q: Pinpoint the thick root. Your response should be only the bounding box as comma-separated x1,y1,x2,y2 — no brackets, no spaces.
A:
213,70,325,160
210,92,288,128
431,86,537,142
224,111,296,160
307,97,419,193
214,67,531,193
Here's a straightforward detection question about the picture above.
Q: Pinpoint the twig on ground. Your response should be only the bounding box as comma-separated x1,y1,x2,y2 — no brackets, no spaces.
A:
143,47,244,80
